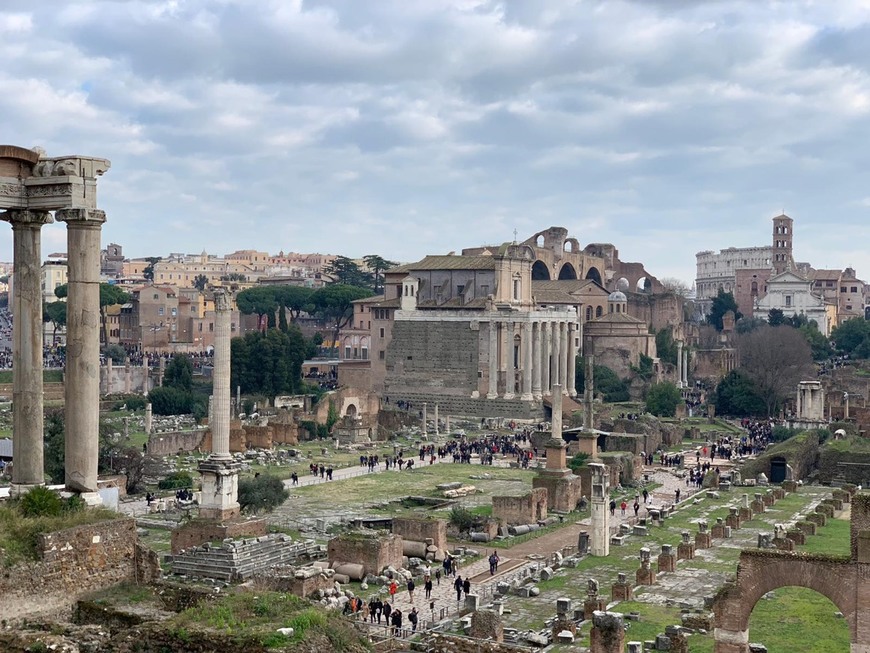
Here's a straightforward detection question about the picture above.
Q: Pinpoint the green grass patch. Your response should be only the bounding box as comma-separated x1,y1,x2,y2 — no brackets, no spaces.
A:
0,369,62,384
749,586,849,653
171,591,370,650
798,514,851,556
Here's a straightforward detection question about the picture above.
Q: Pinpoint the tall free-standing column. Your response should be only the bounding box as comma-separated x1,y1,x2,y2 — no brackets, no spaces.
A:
532,321,542,400
2,210,52,490
567,322,577,398
676,341,684,388
198,287,240,521
542,320,551,396
487,320,498,399
683,350,689,386
56,208,105,495
521,321,533,400
211,289,232,459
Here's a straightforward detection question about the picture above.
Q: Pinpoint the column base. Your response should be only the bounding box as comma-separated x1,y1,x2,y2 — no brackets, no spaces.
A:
520,393,533,401
486,393,498,400
9,483,45,497
503,392,515,400
569,389,577,398
533,392,543,400
79,491,104,507
199,459,241,523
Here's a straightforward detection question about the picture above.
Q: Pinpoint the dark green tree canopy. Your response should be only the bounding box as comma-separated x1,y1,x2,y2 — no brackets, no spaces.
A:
714,370,766,417
193,274,209,291
231,326,308,397
163,355,194,391
363,254,398,294
275,285,314,321
831,317,870,358
309,284,374,354
236,286,280,320
707,289,742,331
645,382,682,417
324,256,373,289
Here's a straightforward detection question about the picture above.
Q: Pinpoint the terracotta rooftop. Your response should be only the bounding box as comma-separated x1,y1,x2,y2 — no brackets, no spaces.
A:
390,255,497,273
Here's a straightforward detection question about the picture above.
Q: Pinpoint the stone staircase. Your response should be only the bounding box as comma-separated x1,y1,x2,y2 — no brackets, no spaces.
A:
170,534,322,582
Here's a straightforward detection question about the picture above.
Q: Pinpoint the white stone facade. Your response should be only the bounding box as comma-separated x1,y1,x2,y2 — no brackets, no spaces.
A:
754,270,832,335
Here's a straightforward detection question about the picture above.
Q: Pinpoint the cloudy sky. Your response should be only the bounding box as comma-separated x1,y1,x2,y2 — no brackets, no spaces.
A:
3,0,870,284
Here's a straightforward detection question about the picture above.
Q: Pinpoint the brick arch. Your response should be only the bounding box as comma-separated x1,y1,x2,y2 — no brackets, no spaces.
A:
713,551,857,653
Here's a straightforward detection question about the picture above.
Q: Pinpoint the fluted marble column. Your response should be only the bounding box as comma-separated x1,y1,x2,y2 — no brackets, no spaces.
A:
487,320,498,399
567,323,577,397
550,321,561,394
532,321,542,399
3,210,52,490
57,208,105,495
521,321,533,400
542,320,551,396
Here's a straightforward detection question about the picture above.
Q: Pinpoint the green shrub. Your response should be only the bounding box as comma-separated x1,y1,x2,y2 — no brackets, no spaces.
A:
238,475,289,513
148,386,196,416
645,382,682,417
568,452,589,473
158,471,194,490
771,425,800,443
449,505,476,532
17,486,64,518
111,394,148,411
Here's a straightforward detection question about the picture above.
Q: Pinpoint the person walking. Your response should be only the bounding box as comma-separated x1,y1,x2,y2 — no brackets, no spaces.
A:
642,488,649,504
633,500,640,517
424,576,433,599
620,500,627,516
389,580,398,601
462,577,471,598
609,499,617,516
488,551,500,575
407,578,415,604
454,575,463,601
408,607,419,632
435,568,442,586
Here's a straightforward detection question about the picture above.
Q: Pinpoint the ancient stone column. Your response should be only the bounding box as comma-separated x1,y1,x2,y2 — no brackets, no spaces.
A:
521,321,533,400
560,321,570,393
198,288,240,521
57,208,105,496
584,352,595,432
487,320,498,399
676,340,684,388
3,210,52,490
145,402,153,434
124,357,132,394
552,383,563,441
589,462,610,556
503,321,514,399
542,320,551,396
104,356,113,395
550,321,561,396
567,322,577,398
422,402,428,436
532,321,542,399
434,403,439,436
210,289,232,459
683,350,689,386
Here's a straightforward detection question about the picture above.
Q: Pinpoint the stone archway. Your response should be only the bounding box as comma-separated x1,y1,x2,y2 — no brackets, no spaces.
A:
558,262,578,280
532,260,550,281
585,266,602,285
712,551,859,653
345,403,358,418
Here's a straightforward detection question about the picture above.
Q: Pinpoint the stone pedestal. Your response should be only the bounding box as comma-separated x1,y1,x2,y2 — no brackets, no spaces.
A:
198,459,241,521
725,507,742,530
695,521,712,549
711,518,728,539
797,521,816,536
584,597,608,620
589,611,625,653
739,507,753,522
751,495,766,514
611,572,633,601
786,530,806,545
636,548,655,585
470,609,503,642
657,544,677,573
782,480,798,493
677,532,695,561
762,491,775,507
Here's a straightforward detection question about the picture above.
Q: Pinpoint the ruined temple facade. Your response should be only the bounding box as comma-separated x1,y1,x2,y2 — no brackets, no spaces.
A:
339,227,670,418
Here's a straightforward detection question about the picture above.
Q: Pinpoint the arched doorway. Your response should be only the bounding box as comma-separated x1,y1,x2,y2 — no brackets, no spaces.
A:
558,263,577,280
345,404,358,418
769,456,787,483
585,266,602,285
712,552,857,652
532,260,550,281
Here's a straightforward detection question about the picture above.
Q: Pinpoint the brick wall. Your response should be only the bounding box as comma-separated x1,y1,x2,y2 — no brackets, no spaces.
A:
0,518,156,623
391,517,448,551
327,532,403,576
171,518,268,554
493,489,548,524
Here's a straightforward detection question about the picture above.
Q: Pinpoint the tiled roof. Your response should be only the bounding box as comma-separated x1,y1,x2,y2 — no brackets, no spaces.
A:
390,255,497,273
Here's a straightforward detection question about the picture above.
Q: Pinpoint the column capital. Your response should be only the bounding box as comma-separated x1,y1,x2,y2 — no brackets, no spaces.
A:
0,209,53,227
55,208,106,225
